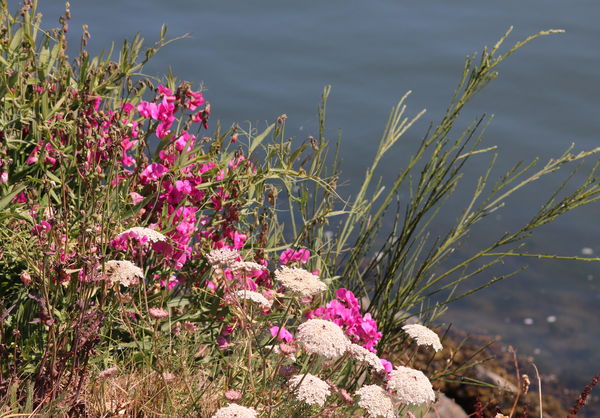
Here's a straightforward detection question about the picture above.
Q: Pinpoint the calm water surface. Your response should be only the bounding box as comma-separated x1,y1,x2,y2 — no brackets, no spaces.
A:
39,0,600,402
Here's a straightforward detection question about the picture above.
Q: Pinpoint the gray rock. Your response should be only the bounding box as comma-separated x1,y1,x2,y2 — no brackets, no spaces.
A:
425,393,468,418
473,364,517,393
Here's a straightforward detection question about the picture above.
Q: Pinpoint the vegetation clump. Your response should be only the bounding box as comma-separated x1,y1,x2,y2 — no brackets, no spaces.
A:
1,1,599,416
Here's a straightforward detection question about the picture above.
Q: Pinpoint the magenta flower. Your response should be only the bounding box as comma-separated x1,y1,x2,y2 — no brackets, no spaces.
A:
307,288,382,352
270,326,294,343
280,248,311,265
140,163,168,184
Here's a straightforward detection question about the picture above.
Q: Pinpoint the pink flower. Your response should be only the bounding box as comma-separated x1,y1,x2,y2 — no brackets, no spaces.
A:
270,326,294,343
98,365,119,379
121,102,134,114
175,131,196,152
380,358,393,374
0,172,7,183
130,192,145,204
148,307,169,320
137,101,158,119
140,163,168,184
158,84,176,103
280,248,311,265
185,90,205,110
307,288,382,352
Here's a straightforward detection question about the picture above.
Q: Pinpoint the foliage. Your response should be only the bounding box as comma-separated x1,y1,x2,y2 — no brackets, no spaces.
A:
1,1,599,416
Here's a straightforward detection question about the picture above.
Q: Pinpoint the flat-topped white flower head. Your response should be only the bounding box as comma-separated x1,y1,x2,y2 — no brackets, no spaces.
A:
347,343,384,372
230,261,268,272
212,404,257,418
206,248,240,268
104,260,143,287
356,384,397,418
297,319,350,359
120,227,167,243
288,373,330,407
402,324,443,352
274,267,327,297
234,290,272,310
387,366,435,405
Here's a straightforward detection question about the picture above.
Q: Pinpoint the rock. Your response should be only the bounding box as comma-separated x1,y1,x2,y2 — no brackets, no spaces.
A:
473,365,517,392
426,393,468,418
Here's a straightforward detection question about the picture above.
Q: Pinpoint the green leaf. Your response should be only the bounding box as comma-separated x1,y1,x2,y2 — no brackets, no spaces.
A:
249,123,275,155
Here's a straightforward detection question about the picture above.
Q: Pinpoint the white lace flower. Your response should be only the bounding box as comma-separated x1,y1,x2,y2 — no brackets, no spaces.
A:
297,319,350,359
230,261,268,272
104,260,143,287
347,343,384,372
274,267,327,297
387,366,435,405
356,384,396,418
212,404,258,418
402,324,443,352
206,248,240,268
234,290,272,309
289,373,330,407
120,227,166,243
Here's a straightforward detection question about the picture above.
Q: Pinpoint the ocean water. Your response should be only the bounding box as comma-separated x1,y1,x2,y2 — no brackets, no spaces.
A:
35,0,600,404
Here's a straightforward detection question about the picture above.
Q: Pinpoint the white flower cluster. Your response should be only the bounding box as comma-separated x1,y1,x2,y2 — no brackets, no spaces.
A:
288,373,330,407
104,260,143,287
234,290,272,310
274,267,327,297
347,343,384,372
387,366,435,405
206,248,240,268
402,324,443,352
120,227,167,243
231,261,268,272
356,384,396,418
297,319,350,359
212,404,257,418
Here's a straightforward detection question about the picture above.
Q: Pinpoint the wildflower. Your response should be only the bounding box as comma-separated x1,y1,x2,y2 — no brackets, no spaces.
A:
274,267,327,298
307,288,382,352
278,342,297,355
104,260,143,287
269,325,294,343
297,319,350,359
98,365,118,379
20,271,32,286
183,321,198,333
347,344,384,372
356,385,396,418
402,324,443,352
234,290,272,309
289,373,330,407
212,404,257,418
387,366,435,405
380,358,394,374
231,261,268,272
279,365,297,377
280,248,310,265
148,307,169,320
162,372,176,383
224,389,242,402
339,388,354,404
207,248,240,268
120,227,167,243
139,162,168,184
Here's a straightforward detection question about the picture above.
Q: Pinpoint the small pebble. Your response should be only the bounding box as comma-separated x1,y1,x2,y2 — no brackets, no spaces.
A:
581,247,594,255
546,315,557,323
587,274,594,281
523,318,534,325
533,348,541,355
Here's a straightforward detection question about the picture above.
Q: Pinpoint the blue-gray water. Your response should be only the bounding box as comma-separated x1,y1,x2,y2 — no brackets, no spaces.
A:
39,0,599,404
